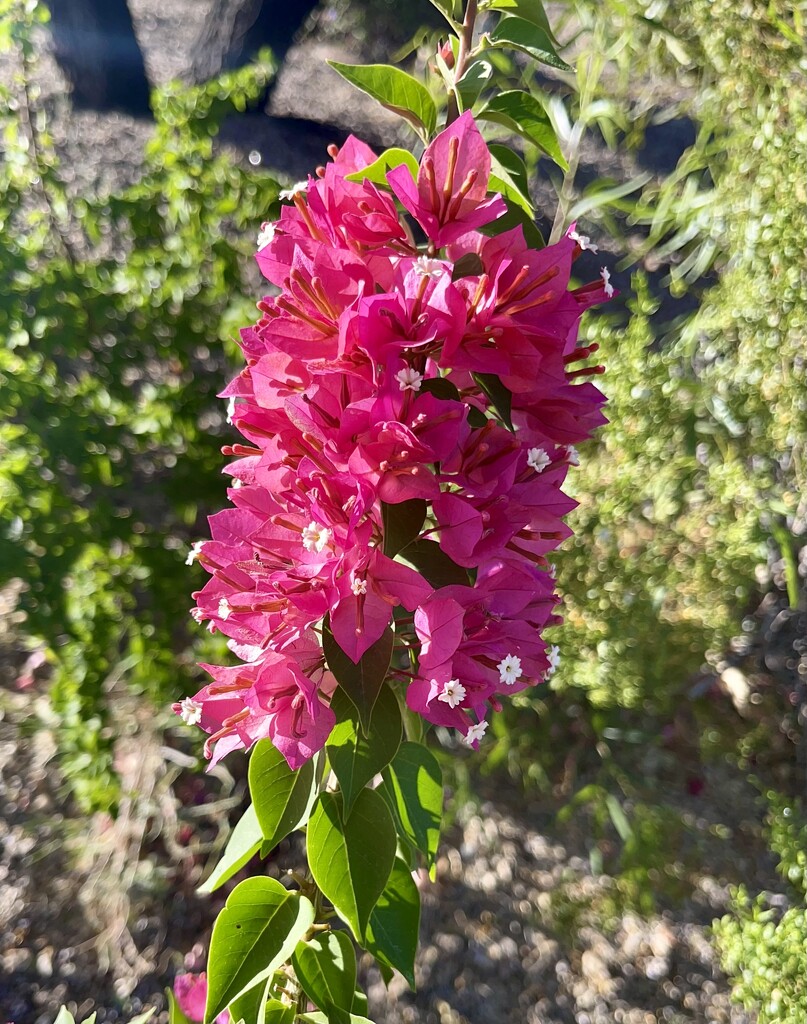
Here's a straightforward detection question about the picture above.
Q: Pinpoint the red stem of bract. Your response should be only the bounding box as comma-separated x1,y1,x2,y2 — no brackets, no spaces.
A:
446,0,478,127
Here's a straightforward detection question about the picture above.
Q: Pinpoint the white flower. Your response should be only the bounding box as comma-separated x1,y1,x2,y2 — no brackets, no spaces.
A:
302,521,331,553
567,227,598,253
351,577,368,596
190,607,205,623
226,396,239,425
231,478,243,488
463,719,489,746
178,697,203,726
497,654,522,686
395,367,424,392
527,447,551,473
544,644,561,678
565,444,580,466
437,678,466,708
218,597,232,621
185,540,205,566
414,255,444,279
279,180,308,201
600,266,614,298
256,221,276,249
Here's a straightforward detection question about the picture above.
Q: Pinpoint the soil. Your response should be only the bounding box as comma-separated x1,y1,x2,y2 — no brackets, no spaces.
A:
1,2,803,1023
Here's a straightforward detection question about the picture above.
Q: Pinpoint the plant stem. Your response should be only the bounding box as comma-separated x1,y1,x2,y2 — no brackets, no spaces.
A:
446,0,479,126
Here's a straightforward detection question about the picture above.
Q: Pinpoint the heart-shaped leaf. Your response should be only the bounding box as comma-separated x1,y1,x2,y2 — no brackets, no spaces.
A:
292,931,357,1016
307,790,396,940
327,684,402,816
248,741,316,853
323,619,394,734
397,540,469,588
205,877,314,1023
328,62,437,138
363,857,421,987
345,148,419,189
382,742,443,870
382,498,427,557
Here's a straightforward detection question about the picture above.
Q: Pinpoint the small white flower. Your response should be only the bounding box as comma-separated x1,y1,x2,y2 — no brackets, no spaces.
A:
395,367,424,392
279,180,308,201
414,255,444,279
565,445,580,466
256,221,276,249
544,644,561,678
190,607,205,623
497,654,522,686
463,719,489,746
351,577,368,596
527,447,551,473
600,266,614,298
302,521,331,553
178,697,203,726
437,678,466,708
186,540,205,566
231,477,243,489
218,597,232,621
567,227,598,253
226,396,239,425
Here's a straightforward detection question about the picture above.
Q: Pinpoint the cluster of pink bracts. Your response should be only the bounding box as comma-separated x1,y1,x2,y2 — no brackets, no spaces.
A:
175,112,610,769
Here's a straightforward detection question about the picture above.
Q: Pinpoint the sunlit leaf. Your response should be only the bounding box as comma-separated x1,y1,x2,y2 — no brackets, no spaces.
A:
327,62,437,137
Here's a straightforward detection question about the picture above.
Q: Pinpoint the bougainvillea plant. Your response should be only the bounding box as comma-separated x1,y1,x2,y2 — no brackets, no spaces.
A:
176,2,612,1020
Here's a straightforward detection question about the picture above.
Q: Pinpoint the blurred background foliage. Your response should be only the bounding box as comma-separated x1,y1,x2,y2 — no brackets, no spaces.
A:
0,0,805,1018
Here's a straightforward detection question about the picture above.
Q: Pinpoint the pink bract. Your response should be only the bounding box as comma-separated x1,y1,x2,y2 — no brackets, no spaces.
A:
178,114,611,767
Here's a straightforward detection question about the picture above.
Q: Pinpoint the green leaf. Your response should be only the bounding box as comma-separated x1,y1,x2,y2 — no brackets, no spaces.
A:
383,742,443,870
54,1011,77,1024
126,1013,155,1024
327,684,402,816
205,877,314,1023
227,977,279,1024
472,372,513,430
327,62,437,137
456,59,494,109
397,539,469,588
292,931,357,1016
307,790,397,940
479,197,545,249
323,619,394,734
299,1014,375,1024
248,741,316,854
263,996,296,1024
419,377,462,400
199,802,263,894
345,148,419,189
484,0,558,41
478,90,567,169
605,794,633,843
488,16,572,73
166,990,193,1024
426,0,459,28
382,498,427,557
363,857,421,987
488,145,533,214
451,253,486,280
351,989,370,1016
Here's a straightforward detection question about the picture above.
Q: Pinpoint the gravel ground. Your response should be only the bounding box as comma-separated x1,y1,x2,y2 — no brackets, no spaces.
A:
2,3,800,1022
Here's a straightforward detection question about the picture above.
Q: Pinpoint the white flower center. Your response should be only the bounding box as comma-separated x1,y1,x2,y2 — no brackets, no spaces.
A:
463,719,488,746
544,644,560,678
186,541,205,566
179,697,203,726
190,607,205,623
351,577,367,596
565,445,580,466
567,227,598,253
527,447,550,474
437,678,466,708
395,367,424,392
257,222,276,249
218,597,232,621
600,266,614,298
226,396,240,425
279,180,308,201
497,654,522,686
302,521,331,553
414,255,444,279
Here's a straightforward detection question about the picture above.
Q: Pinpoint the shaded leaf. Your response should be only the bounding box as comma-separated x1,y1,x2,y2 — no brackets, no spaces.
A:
451,253,486,280
323,619,394,734
456,58,494,109
327,62,437,137
478,90,567,169
292,931,357,1016
345,148,419,189
248,741,316,854
327,684,402,816
307,790,396,940
383,742,443,870
489,144,533,214
382,498,427,557
199,802,262,894
300,1014,375,1024
488,16,573,72
419,377,462,399
398,539,469,588
363,857,421,987
472,372,513,430
479,196,545,248
205,878,314,1023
